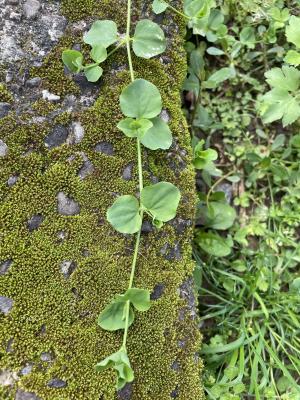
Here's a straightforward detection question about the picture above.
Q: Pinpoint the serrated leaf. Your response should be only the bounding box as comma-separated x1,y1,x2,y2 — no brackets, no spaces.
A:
141,182,181,222
97,300,134,331
107,195,142,234
284,50,300,66
117,118,153,139
90,45,107,63
84,20,118,48
123,288,151,311
120,79,162,119
140,117,172,150
265,66,300,91
62,50,83,73
84,65,103,82
132,19,166,59
286,15,300,48
152,0,168,14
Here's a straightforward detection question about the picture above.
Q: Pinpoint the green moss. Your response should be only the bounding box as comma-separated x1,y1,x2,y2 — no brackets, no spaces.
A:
0,83,13,103
0,2,203,399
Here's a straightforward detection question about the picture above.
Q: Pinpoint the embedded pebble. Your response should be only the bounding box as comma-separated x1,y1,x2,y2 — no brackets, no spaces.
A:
67,121,84,144
40,352,53,362
45,125,68,149
27,214,44,231
0,140,8,157
122,162,134,181
0,259,12,275
57,192,80,216
0,369,18,386
150,283,165,300
95,141,114,155
47,378,67,388
0,102,11,118
160,109,170,123
15,389,41,400
7,175,18,186
42,90,60,102
23,0,41,19
78,160,94,180
26,77,42,88
20,364,34,376
60,260,77,278
0,296,14,315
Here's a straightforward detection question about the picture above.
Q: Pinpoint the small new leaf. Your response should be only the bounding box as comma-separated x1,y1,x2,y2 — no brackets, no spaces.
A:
84,65,103,82
84,20,118,48
90,45,107,63
98,300,134,331
62,50,83,73
141,182,181,222
123,288,151,311
107,195,141,234
140,117,172,150
95,349,134,390
152,0,168,14
117,118,153,139
132,19,166,59
120,79,162,119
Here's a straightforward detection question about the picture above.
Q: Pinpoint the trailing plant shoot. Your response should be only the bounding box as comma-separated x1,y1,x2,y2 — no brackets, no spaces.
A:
62,0,181,391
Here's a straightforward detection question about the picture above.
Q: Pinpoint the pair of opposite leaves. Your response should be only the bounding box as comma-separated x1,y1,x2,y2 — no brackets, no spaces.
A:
62,19,166,82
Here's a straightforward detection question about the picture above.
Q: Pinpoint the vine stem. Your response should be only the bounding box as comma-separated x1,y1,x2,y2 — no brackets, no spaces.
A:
122,0,144,352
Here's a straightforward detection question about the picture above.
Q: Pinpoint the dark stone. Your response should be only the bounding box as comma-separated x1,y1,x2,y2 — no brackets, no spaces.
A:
160,243,182,261
26,77,42,88
141,220,153,234
170,386,179,398
7,175,18,186
78,160,94,180
171,360,180,371
117,383,133,400
15,389,41,400
47,378,67,389
6,337,14,353
179,277,197,319
150,283,165,300
122,162,134,180
45,125,69,149
57,192,80,216
60,260,77,278
170,218,193,234
95,141,114,156
27,214,44,231
0,259,12,275
0,296,14,315
40,351,54,362
0,102,11,118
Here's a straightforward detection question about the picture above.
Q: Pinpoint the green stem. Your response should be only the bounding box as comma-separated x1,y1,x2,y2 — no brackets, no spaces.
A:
107,39,127,58
121,0,144,352
163,1,190,19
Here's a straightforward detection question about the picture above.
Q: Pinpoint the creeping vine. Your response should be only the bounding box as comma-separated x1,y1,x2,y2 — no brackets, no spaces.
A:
62,0,181,391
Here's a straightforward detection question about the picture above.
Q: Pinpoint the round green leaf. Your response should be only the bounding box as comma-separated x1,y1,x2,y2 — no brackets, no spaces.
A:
140,117,172,150
141,182,181,222
117,118,153,139
90,44,107,63
84,20,118,48
98,300,134,331
132,19,166,59
107,195,142,234
195,231,233,257
84,65,103,82
120,79,162,119
62,50,83,73
124,288,151,311
198,202,236,230
152,0,168,14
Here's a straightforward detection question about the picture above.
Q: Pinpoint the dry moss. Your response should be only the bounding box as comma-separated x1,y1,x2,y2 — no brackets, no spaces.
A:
0,1,203,399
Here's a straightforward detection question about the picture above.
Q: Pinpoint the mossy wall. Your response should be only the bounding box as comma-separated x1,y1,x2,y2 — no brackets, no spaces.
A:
0,1,203,399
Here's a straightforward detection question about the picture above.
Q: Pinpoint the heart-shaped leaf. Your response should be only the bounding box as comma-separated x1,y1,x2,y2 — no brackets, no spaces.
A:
117,118,153,139
141,182,181,222
120,79,162,119
62,50,83,73
132,19,166,59
84,20,118,48
107,195,142,234
123,288,151,311
90,44,107,63
84,65,103,82
95,349,134,390
152,0,168,14
195,231,233,257
198,202,236,230
140,117,172,150
98,299,134,331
